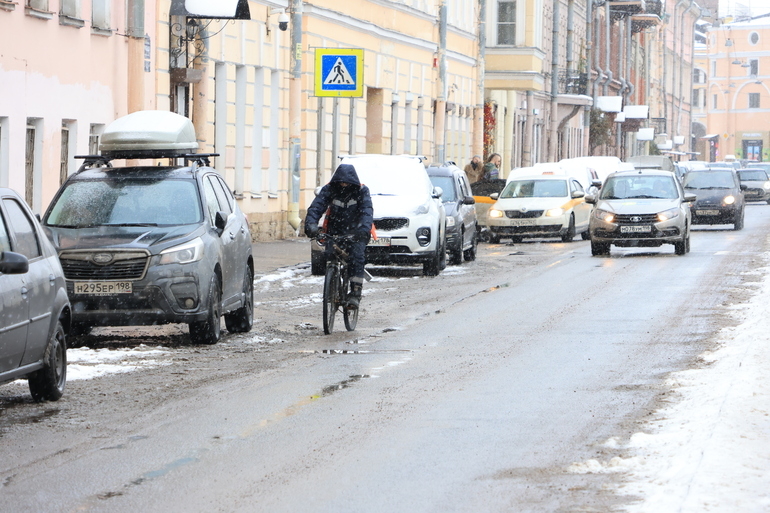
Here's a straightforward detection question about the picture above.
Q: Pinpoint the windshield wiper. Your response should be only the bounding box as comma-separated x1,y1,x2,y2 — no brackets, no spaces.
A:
103,223,159,227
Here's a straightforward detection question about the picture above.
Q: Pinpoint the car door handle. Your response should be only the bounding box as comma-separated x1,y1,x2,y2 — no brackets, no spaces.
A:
50,274,57,284
20,286,28,297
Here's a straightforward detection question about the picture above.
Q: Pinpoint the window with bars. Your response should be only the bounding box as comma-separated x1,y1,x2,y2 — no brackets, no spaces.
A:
749,93,760,109
497,0,516,45
749,59,758,76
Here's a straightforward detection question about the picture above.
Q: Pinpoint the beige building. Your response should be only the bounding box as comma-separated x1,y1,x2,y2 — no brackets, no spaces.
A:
705,18,770,161
0,0,483,241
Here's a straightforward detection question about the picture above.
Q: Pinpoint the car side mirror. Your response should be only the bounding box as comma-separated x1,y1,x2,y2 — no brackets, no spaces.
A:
572,190,585,199
490,193,499,200
740,184,748,191
215,211,228,232
584,194,596,204
433,186,443,199
591,179,602,189
0,251,30,275
683,193,697,203
462,196,476,205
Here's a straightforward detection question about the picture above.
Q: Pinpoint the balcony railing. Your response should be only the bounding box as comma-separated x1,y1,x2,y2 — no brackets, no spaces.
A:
557,69,588,95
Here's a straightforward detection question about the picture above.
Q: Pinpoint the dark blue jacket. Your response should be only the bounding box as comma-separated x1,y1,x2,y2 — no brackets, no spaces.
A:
305,164,374,237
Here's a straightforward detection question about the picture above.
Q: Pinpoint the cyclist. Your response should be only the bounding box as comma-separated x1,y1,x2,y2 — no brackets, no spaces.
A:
304,163,374,308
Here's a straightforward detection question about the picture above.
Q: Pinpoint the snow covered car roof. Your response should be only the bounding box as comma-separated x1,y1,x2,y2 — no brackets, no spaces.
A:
99,110,199,159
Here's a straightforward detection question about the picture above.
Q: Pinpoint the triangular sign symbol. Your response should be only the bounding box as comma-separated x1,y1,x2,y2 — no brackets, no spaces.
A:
324,58,354,85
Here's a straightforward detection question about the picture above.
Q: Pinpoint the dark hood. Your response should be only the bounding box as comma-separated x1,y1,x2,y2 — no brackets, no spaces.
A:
45,224,203,253
329,164,361,187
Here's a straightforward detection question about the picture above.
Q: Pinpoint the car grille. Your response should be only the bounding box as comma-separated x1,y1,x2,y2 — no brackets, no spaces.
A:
613,213,659,223
505,210,543,219
59,251,150,280
374,218,409,231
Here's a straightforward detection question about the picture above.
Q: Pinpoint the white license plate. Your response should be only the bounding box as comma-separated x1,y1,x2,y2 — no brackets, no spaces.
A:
509,219,537,226
620,225,652,233
74,281,133,295
695,210,720,216
368,237,391,247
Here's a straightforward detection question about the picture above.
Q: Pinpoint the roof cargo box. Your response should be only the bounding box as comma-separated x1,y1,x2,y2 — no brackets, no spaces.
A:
99,111,198,159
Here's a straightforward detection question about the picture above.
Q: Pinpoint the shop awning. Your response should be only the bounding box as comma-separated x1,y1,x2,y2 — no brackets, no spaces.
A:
700,133,719,139
170,0,250,19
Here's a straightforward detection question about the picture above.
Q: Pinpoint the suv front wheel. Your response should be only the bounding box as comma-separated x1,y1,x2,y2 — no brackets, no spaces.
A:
189,276,222,344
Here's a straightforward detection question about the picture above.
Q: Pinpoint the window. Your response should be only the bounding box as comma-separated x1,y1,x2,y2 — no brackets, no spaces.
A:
89,124,104,154
713,94,718,109
693,69,706,84
3,198,41,259
749,93,760,109
27,0,48,10
0,212,10,252
693,89,700,107
92,0,110,30
749,59,758,76
750,32,759,45
497,0,516,45
60,0,78,17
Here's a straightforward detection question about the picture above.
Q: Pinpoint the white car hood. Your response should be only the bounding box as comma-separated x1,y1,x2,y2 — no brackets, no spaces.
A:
492,197,571,211
596,198,680,214
371,194,428,218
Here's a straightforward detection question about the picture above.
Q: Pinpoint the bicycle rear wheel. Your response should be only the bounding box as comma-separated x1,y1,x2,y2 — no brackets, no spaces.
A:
323,265,339,334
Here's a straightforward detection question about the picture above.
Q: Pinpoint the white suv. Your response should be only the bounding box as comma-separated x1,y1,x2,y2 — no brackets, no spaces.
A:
311,154,447,276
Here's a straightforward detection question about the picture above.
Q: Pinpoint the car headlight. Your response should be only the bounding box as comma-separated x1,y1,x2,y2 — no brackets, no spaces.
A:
446,217,456,227
657,208,680,222
764,182,770,190
415,202,430,215
159,237,205,265
545,207,564,217
593,208,615,223
489,208,504,218
723,195,736,205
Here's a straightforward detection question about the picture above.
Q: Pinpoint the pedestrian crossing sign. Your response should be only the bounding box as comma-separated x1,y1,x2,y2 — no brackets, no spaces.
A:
314,48,364,97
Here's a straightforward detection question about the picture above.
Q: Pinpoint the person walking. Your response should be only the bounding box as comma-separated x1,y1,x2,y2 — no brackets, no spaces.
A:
464,155,483,183
304,163,373,308
482,153,501,181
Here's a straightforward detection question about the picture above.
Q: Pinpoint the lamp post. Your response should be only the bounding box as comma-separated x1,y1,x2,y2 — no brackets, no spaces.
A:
287,0,303,231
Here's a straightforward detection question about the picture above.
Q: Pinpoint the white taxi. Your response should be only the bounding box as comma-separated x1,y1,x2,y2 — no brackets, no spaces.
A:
486,174,591,243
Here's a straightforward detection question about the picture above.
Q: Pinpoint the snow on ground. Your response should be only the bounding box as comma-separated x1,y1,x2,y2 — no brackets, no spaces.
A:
569,268,770,511
67,346,172,381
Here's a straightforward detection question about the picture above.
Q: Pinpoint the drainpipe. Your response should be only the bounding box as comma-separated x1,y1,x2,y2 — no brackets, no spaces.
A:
523,90,534,166
567,0,575,72
626,16,634,100
126,0,145,113
676,0,697,143
616,17,626,157
584,0,594,155
287,0,303,231
683,4,703,155
549,0,560,161
666,0,688,137
436,0,448,163
474,0,486,159
603,3,613,95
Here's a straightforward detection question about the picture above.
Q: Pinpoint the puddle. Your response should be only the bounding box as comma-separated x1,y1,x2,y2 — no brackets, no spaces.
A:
483,283,511,293
309,349,413,355
316,374,373,398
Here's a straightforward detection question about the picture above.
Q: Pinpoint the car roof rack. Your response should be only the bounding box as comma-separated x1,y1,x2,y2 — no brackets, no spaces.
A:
74,155,113,172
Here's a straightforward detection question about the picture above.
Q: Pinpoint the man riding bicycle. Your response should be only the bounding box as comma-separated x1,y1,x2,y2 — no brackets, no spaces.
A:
304,163,373,308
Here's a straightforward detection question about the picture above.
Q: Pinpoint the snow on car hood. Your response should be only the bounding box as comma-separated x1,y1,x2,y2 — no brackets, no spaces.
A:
492,197,573,211
595,198,681,214
45,224,203,252
370,193,432,218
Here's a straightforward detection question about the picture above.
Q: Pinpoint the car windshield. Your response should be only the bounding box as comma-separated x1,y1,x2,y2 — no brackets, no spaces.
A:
501,180,568,198
601,175,679,199
737,169,769,181
683,170,736,189
747,163,770,173
45,178,203,228
429,176,456,202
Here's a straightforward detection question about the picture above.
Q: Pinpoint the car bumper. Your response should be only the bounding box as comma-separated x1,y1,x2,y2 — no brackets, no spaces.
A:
742,188,770,202
65,268,211,326
690,206,739,224
488,215,568,238
590,218,684,246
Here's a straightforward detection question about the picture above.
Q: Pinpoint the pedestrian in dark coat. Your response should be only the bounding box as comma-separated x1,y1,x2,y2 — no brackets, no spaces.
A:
304,163,373,307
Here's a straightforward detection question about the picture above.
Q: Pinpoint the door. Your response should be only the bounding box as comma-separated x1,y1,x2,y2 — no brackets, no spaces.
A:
743,140,762,162
3,198,56,366
457,173,476,248
0,204,29,373
571,180,591,231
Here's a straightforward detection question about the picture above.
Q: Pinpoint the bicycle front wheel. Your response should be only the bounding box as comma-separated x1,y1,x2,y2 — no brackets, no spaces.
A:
323,265,339,334
343,302,358,331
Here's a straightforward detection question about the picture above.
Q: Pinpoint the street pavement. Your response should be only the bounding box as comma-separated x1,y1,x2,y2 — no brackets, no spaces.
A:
251,237,311,274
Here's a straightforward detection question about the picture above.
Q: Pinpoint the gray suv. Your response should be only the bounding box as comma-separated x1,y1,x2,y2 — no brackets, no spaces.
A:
42,111,253,344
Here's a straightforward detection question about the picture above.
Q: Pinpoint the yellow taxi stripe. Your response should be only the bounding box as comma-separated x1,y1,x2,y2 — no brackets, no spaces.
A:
473,196,497,204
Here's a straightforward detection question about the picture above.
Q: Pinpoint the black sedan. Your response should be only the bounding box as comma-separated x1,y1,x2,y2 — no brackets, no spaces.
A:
682,168,746,230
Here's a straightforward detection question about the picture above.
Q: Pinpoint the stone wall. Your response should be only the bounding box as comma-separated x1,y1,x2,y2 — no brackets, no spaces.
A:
246,210,308,242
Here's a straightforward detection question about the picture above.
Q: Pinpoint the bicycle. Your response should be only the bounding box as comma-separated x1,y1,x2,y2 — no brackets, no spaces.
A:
315,234,359,334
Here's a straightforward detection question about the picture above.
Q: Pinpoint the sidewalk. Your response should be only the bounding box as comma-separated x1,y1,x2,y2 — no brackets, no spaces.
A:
251,237,311,274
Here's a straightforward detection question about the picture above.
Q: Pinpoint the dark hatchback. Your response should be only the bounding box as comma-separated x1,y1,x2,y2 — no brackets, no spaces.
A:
682,168,746,230
42,111,254,344
736,168,770,204
426,163,478,264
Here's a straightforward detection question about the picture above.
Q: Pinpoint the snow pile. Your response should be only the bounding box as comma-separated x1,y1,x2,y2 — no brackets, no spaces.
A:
598,269,770,511
67,345,171,381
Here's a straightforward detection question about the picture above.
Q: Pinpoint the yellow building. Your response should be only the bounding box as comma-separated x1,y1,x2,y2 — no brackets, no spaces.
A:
706,18,770,161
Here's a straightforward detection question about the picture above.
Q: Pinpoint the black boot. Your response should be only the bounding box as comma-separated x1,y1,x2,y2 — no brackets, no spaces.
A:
348,284,362,308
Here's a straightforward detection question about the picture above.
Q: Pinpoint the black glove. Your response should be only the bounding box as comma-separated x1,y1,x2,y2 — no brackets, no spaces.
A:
305,223,319,238
355,228,371,243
